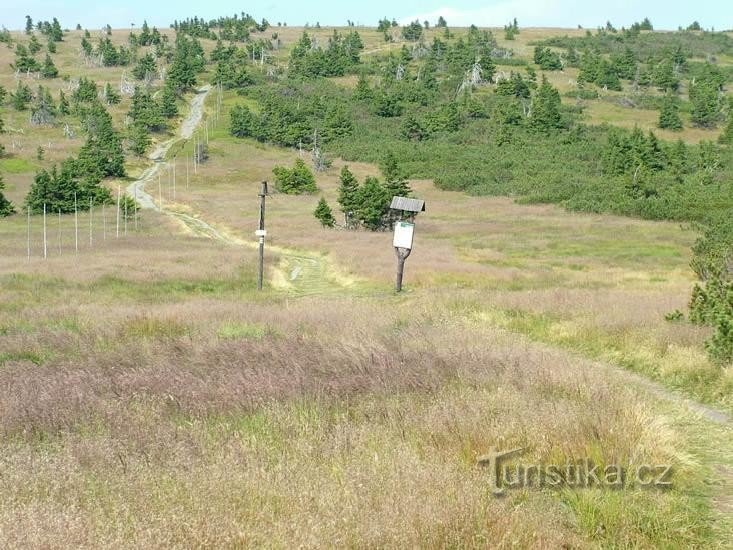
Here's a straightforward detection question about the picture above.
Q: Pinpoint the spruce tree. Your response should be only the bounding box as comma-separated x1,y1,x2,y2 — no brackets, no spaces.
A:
272,159,317,194
132,53,156,80
719,98,733,144
129,86,165,131
128,123,151,156
530,76,562,132
159,83,179,118
314,197,335,227
355,176,390,230
76,103,125,178
11,82,33,111
658,94,682,130
0,173,16,217
690,78,721,128
337,166,360,225
353,73,372,100
28,35,42,54
41,53,58,78
381,151,411,197
58,90,70,115
103,83,121,105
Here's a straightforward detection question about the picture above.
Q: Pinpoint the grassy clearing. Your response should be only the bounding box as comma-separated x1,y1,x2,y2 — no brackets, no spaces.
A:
0,279,729,546
0,24,731,547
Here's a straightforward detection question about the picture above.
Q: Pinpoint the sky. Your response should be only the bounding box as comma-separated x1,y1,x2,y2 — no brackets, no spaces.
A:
0,0,731,32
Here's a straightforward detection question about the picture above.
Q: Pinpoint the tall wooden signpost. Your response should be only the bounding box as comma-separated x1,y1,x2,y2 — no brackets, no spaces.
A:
390,197,425,292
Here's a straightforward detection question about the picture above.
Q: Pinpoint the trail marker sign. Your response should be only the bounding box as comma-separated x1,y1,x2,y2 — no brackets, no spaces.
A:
393,221,415,249
390,196,425,292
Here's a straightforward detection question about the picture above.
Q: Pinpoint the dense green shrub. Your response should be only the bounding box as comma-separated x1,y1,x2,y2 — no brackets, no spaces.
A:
273,159,317,194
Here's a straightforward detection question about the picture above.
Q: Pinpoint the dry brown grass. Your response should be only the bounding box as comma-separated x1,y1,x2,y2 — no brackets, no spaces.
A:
0,281,719,547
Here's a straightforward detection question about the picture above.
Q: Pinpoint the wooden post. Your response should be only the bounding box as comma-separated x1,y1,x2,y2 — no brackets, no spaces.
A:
134,187,138,231
43,203,47,260
257,181,267,291
26,206,31,261
158,172,163,211
395,247,412,292
102,204,106,240
89,197,93,247
116,186,120,238
58,209,62,254
74,193,78,253
172,158,176,200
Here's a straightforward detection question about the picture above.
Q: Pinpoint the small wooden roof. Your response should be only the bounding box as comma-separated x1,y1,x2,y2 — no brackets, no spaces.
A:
390,196,426,213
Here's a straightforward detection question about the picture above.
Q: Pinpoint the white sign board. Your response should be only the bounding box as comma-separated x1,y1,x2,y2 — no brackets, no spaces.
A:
255,229,267,237
393,221,415,249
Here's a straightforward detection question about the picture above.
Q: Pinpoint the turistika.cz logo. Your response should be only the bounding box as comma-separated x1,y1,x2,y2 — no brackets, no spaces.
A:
477,447,672,496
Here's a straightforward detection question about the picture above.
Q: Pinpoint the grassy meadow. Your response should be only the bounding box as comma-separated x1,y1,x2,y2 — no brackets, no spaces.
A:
0,22,732,548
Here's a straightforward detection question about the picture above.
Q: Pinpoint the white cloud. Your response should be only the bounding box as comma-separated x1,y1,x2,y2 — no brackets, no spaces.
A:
400,0,560,27
399,0,645,29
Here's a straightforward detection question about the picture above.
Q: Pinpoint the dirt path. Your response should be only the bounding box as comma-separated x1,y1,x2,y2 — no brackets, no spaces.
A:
126,85,211,210
126,85,350,295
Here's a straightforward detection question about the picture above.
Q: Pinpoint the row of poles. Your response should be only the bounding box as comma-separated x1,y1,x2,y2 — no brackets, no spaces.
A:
26,84,226,259
27,187,138,261
156,83,224,210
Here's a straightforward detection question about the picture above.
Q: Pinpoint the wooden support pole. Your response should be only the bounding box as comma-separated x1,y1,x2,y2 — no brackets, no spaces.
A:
158,172,163,211
89,197,93,247
257,181,267,291
43,203,47,260
26,206,31,261
116,186,120,238
172,158,176,201
74,193,78,253
394,247,412,292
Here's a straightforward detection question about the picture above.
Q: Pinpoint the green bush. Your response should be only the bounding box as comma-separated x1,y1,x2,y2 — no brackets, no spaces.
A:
273,159,317,194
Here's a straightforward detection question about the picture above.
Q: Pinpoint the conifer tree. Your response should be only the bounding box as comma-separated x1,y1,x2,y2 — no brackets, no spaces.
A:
50,18,63,42
0,173,15,217
159,82,179,118
132,53,156,80
719,98,733,145
658,93,682,130
381,151,411,197
28,34,42,54
272,159,317,194
353,73,372,100
76,103,125,178
128,123,151,156
129,86,165,130
337,166,360,224
103,82,121,105
355,176,390,230
41,53,58,78
58,90,69,115
72,77,98,103
690,77,721,128
314,197,335,227
530,76,562,132
12,44,41,72
11,82,33,111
